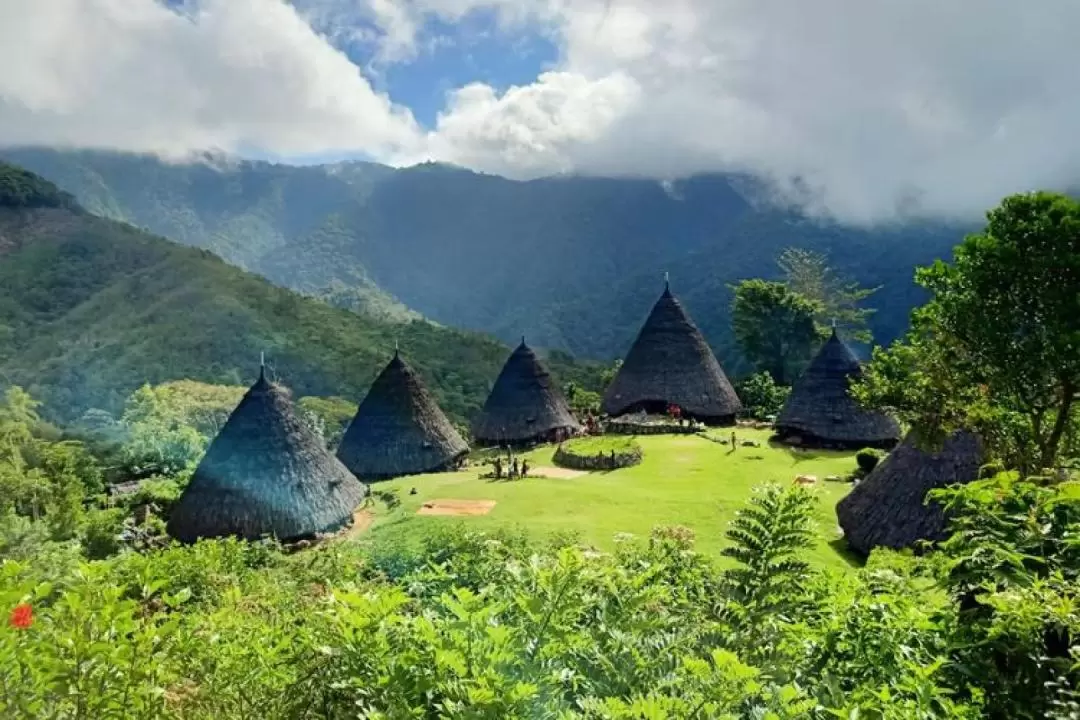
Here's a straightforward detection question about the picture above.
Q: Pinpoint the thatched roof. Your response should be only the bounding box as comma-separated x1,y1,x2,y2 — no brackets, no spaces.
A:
472,340,581,445
337,352,469,480
602,284,742,423
167,370,366,543
836,430,984,555
775,329,900,448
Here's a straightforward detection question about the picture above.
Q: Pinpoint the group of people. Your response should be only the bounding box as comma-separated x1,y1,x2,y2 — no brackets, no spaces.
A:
491,454,529,480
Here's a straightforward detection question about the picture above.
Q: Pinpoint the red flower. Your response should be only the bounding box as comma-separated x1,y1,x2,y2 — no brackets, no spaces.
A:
667,403,682,418
8,603,32,629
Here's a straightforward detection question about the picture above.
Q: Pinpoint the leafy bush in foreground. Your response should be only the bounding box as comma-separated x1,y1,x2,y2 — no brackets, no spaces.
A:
2,477,1079,718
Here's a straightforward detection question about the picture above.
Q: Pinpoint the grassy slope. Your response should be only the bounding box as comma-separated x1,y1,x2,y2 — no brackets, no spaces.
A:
3,148,969,361
365,430,860,571
0,204,603,424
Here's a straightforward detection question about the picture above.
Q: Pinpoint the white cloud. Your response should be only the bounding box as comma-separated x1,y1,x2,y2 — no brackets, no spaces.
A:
0,0,422,158
417,71,641,177
4,0,1080,221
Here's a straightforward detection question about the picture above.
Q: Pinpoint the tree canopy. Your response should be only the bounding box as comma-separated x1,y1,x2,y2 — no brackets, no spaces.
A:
777,247,878,342
0,162,78,210
855,191,1080,471
731,279,824,384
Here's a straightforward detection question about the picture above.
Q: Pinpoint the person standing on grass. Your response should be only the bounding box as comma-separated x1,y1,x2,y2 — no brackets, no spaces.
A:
731,431,737,450
511,457,519,479
521,459,529,478
494,457,503,479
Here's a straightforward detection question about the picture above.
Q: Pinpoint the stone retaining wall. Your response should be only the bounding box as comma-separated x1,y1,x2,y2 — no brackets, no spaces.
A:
603,421,700,436
554,443,643,471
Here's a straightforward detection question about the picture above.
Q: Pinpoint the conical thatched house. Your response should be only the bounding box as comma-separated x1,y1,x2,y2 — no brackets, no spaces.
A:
472,340,581,446
775,329,900,449
602,283,742,424
167,369,366,543
836,431,984,555
337,352,469,480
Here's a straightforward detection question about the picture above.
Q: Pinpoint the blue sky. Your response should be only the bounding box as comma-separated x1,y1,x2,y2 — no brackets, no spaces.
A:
367,15,558,128
245,7,560,166
6,0,1080,222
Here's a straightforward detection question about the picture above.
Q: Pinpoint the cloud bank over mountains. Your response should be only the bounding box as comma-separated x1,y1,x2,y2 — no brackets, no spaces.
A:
3,0,1080,222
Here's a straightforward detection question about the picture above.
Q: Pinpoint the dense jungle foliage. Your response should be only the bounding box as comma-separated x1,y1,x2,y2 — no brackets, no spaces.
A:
3,466,1079,718
0,164,603,426
3,169,1080,718
1,148,968,362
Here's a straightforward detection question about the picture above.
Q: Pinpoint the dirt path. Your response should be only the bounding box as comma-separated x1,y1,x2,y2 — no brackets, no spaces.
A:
342,509,375,539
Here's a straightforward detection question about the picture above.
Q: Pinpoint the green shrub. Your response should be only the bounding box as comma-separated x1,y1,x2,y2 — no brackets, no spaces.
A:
80,507,126,560
856,447,885,473
736,372,791,420
6,476,1078,718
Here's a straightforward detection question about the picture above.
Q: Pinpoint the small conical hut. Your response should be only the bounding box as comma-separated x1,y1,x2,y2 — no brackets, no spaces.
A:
167,370,366,543
775,329,900,449
472,340,581,446
836,430,984,555
337,352,469,480
602,283,741,424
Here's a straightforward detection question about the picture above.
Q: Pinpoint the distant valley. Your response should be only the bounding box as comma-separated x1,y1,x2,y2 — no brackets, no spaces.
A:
2,148,971,371
0,161,602,425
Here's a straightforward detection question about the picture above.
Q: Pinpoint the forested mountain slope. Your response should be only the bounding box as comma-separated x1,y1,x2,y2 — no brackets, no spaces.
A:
0,163,601,425
2,148,970,362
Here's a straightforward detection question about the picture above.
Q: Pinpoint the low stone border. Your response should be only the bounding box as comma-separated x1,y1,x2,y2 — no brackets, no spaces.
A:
603,420,700,436
554,442,644,471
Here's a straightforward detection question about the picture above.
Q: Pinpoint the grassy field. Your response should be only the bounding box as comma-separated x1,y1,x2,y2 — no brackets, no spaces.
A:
364,429,862,571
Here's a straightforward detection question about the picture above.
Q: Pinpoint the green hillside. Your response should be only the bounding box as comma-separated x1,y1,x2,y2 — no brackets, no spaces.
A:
1,148,969,362
0,163,602,425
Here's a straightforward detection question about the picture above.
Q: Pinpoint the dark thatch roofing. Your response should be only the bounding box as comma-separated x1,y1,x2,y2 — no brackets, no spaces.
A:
602,284,742,421
836,430,984,555
336,352,469,480
167,370,366,543
776,329,900,447
472,340,581,444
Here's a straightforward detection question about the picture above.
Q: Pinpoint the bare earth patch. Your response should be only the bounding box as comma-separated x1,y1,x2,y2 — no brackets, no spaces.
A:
343,509,375,538
531,466,587,479
418,499,497,516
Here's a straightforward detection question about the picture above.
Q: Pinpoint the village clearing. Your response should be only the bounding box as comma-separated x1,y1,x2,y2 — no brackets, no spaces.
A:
360,428,862,571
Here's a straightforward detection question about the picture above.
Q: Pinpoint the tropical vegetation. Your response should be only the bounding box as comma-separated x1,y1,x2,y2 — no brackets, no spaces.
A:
2,157,1080,718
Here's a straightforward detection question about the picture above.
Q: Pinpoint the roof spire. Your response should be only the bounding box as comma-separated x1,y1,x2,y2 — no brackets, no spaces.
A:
394,338,399,357
664,271,669,290
259,351,265,381
520,334,526,347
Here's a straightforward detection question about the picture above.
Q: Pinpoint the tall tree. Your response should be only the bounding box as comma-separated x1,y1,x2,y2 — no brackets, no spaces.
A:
778,247,878,342
855,192,1080,472
731,280,823,384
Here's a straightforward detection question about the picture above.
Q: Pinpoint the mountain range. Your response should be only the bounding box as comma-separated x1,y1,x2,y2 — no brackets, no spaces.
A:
0,161,602,426
1,148,972,372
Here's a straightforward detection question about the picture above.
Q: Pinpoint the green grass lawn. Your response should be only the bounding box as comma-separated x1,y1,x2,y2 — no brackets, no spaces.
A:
364,429,862,571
